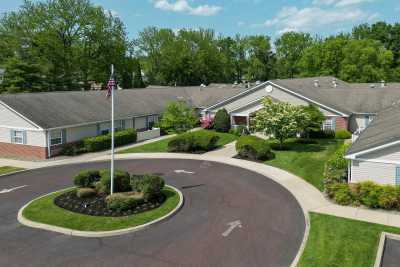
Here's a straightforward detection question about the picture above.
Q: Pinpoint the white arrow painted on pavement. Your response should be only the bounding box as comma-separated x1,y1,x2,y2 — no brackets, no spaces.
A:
174,170,195,174
0,185,28,194
222,220,243,237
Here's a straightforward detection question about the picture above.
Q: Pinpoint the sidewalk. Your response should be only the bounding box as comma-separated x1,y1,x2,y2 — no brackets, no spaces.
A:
202,141,237,157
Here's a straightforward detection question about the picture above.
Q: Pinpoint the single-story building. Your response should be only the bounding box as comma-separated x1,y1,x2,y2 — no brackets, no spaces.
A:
0,84,247,159
345,103,400,185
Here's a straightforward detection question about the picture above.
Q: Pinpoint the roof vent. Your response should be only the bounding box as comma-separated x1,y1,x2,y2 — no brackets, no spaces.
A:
381,80,385,88
255,81,261,85
370,84,376,88
332,78,338,88
314,79,319,88
200,83,207,88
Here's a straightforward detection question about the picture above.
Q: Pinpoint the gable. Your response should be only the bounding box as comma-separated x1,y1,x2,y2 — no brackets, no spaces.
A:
0,102,40,129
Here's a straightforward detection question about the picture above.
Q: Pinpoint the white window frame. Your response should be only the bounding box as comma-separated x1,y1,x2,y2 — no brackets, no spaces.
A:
322,119,334,131
50,130,63,146
12,130,25,144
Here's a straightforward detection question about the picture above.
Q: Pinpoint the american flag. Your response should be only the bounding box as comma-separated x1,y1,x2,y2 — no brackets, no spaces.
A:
107,77,116,98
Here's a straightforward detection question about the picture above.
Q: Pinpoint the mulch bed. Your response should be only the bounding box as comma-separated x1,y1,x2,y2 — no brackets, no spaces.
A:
54,191,166,217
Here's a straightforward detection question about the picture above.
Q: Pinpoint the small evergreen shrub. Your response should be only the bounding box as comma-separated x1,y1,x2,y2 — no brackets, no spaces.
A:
73,170,101,188
309,130,335,139
167,130,219,153
331,183,353,205
132,174,165,200
335,130,352,139
213,109,231,133
98,169,131,194
76,188,97,198
236,135,275,161
106,193,143,212
61,141,86,156
83,129,137,152
296,138,318,144
358,181,383,208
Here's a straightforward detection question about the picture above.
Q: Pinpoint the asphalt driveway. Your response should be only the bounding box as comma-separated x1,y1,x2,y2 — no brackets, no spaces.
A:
0,159,305,267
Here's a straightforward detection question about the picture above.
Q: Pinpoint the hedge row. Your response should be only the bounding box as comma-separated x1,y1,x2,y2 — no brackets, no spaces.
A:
167,130,220,153
235,135,275,161
83,129,137,152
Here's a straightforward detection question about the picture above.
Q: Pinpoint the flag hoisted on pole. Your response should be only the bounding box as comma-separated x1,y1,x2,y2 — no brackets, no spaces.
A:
107,65,116,195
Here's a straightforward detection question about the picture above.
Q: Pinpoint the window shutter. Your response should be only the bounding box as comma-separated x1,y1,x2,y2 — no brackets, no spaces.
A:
62,129,67,144
332,118,337,131
10,129,15,143
121,120,125,129
23,131,27,144
96,123,100,135
132,118,136,129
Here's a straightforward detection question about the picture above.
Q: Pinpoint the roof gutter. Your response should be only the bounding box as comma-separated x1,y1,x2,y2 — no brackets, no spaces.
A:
345,140,400,159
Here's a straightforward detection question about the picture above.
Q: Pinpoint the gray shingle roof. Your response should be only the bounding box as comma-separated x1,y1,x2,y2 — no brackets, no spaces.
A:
0,85,247,129
346,103,400,156
270,76,400,115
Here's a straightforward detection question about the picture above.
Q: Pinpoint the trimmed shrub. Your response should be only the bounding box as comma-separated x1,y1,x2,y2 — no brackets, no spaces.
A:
378,186,400,210
97,169,131,194
61,141,86,156
76,188,97,198
268,139,294,151
236,135,275,161
73,170,101,188
83,129,137,152
229,126,249,137
132,174,165,200
309,130,335,139
167,130,219,153
214,109,231,133
335,130,352,139
106,193,143,212
296,138,318,144
358,181,383,208
331,183,353,205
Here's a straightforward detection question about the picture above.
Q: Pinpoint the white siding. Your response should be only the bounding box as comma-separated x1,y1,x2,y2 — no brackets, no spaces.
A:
0,102,39,129
0,127,46,147
350,160,397,185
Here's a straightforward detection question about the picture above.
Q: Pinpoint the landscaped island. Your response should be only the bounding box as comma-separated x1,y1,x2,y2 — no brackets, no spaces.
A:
20,169,182,233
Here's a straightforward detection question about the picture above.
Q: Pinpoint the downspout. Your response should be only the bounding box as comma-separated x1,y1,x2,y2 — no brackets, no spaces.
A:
47,130,51,158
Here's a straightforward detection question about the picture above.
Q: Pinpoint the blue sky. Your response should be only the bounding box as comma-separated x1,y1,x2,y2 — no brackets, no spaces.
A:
0,0,399,38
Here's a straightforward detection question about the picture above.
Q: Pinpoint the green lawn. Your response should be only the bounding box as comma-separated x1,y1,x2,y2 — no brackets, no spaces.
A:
119,130,238,154
265,139,343,191
0,166,24,175
299,212,400,267
22,187,180,232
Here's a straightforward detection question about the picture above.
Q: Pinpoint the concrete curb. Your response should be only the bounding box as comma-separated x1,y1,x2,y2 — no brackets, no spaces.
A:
17,185,184,238
374,232,400,267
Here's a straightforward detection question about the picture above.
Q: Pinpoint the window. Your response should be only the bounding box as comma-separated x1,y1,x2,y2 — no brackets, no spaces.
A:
11,130,25,144
322,119,334,131
50,130,63,146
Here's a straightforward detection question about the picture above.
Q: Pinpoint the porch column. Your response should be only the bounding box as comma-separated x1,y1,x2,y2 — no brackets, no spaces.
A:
246,116,250,130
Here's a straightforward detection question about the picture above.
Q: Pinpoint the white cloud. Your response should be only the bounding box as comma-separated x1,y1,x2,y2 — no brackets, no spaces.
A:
313,0,374,7
237,21,245,27
104,9,119,17
152,0,222,16
257,4,375,34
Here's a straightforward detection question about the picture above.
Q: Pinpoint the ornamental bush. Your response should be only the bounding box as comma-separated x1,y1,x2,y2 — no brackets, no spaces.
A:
167,130,219,153
73,170,101,188
132,174,165,200
335,130,352,139
236,135,274,161
106,193,143,212
76,188,97,198
213,109,231,133
229,126,249,137
309,130,335,139
97,169,131,194
83,129,137,152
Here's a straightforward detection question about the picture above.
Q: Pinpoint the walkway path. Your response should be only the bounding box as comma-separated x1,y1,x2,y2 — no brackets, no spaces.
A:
203,141,237,158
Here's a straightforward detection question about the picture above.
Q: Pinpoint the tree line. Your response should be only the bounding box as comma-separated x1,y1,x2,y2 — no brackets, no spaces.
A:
0,0,399,93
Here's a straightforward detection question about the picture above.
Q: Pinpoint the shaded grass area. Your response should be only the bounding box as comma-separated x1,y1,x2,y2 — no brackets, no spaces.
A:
118,130,237,154
265,139,343,191
299,212,400,267
0,166,24,175
22,187,180,232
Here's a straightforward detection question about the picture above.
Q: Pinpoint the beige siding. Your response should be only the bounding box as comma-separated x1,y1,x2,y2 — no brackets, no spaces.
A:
208,85,337,116
135,117,147,130
0,103,39,129
0,127,46,147
351,160,397,185
66,125,98,143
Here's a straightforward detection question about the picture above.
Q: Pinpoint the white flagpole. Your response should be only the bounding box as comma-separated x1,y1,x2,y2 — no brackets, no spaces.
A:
110,64,115,195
